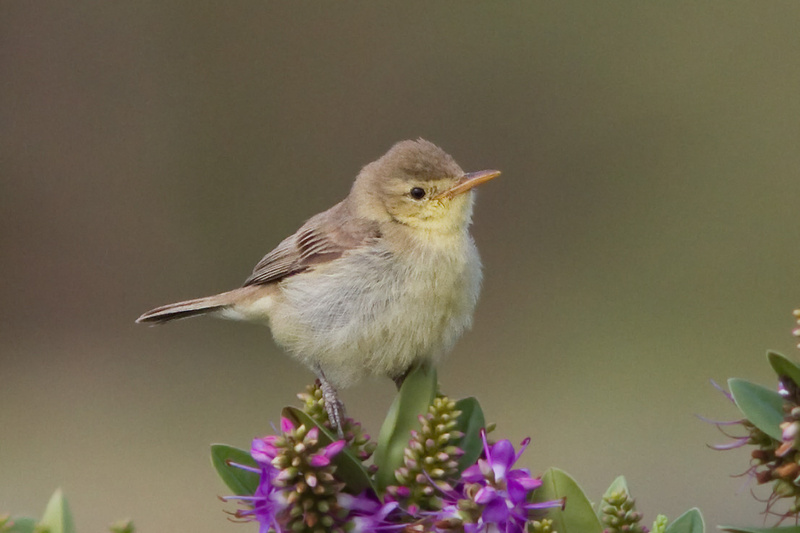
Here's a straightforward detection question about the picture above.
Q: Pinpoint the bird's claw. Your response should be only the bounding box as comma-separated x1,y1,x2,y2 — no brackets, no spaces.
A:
316,371,346,438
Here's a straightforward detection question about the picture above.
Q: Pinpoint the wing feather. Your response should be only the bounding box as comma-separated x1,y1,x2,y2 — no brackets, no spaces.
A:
243,200,380,286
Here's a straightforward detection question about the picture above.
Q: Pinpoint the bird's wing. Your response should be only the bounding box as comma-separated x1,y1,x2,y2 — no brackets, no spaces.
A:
243,201,380,286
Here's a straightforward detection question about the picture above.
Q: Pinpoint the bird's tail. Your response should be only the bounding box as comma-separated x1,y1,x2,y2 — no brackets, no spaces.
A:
136,289,245,324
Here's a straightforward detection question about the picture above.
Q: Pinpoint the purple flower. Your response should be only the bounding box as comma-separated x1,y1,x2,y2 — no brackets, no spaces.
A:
309,436,347,467
251,435,280,463
439,430,563,533
338,492,403,532
221,451,285,532
241,465,285,533
222,418,351,533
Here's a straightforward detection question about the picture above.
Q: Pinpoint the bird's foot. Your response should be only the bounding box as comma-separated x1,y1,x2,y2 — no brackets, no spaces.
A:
392,366,413,390
315,372,345,438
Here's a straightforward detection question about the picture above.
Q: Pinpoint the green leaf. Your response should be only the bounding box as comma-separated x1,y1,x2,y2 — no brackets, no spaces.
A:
602,475,628,496
768,351,800,389
720,527,800,533
728,378,784,441
38,489,76,533
281,406,377,495
665,508,704,533
452,396,486,472
531,468,602,533
210,444,260,496
374,363,438,492
3,517,36,533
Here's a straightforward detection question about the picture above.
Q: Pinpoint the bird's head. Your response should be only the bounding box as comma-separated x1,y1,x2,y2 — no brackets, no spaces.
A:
350,139,500,234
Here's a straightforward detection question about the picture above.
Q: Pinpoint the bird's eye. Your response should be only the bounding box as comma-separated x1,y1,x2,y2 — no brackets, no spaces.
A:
410,187,426,200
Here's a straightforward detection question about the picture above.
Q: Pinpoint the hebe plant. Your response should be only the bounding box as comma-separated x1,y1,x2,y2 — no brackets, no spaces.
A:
6,311,800,533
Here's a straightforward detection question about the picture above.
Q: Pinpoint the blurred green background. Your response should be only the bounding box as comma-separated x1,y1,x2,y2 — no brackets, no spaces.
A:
2,2,799,531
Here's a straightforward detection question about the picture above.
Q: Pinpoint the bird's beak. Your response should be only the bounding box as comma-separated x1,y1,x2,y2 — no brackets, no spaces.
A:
435,169,501,200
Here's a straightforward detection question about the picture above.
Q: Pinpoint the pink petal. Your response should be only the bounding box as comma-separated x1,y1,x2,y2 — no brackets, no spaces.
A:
251,438,278,462
509,471,541,491
309,454,331,467
324,439,346,457
474,486,498,505
280,417,295,433
461,464,483,482
507,478,531,503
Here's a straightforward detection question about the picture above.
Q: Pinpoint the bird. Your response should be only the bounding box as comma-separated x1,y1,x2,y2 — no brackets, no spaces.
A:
137,139,500,432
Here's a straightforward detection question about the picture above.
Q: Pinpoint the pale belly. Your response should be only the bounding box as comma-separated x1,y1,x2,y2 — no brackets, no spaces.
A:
267,240,482,388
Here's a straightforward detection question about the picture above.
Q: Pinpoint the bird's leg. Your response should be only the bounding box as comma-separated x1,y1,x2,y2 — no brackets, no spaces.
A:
315,366,345,438
392,366,413,390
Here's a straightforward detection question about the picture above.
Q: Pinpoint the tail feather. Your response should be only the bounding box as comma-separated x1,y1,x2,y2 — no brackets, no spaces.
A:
136,292,236,324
